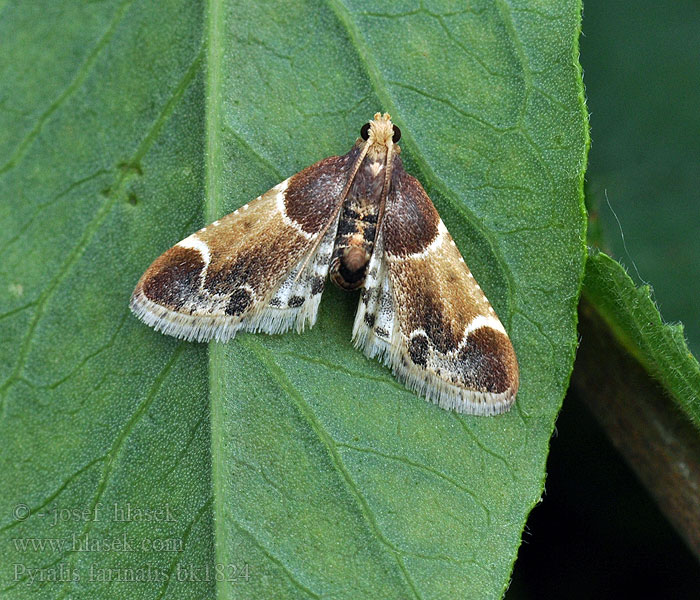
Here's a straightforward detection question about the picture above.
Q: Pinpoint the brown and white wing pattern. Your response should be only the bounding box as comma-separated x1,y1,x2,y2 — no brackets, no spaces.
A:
352,230,395,361
353,163,519,415
130,152,356,342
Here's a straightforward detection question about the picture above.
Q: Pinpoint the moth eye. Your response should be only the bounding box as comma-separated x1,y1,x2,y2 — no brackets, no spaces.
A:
360,122,371,141
392,125,401,143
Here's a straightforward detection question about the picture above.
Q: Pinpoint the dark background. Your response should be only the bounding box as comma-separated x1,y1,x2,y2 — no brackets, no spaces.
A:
508,1,700,597
582,0,700,356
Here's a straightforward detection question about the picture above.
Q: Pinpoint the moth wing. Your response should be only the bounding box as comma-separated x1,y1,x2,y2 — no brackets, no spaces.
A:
353,168,519,415
131,153,355,342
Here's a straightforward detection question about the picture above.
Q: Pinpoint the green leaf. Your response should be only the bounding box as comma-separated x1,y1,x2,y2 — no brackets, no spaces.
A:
0,1,587,598
580,251,700,427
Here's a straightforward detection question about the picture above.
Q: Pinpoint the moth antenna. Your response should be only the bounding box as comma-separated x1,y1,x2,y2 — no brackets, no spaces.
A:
374,138,394,242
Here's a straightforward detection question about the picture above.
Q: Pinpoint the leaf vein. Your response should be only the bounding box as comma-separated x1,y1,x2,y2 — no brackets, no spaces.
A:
41,311,129,390
280,350,407,393
0,0,137,176
0,455,105,533
243,337,423,599
453,416,516,482
221,124,284,181
0,49,203,413
0,169,111,259
335,442,492,524
155,497,214,600
54,344,185,599
230,517,321,599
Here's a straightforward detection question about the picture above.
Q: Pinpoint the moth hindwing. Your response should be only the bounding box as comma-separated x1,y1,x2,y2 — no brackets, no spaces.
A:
131,113,519,415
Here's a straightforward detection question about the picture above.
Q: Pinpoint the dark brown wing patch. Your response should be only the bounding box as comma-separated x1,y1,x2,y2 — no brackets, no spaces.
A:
284,147,361,234
382,160,439,256
141,245,205,309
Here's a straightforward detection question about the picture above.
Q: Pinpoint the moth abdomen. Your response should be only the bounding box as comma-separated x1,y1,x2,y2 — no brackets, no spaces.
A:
330,246,370,290
330,214,378,290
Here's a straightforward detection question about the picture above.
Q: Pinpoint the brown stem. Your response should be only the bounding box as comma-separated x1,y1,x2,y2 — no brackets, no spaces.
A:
571,296,700,560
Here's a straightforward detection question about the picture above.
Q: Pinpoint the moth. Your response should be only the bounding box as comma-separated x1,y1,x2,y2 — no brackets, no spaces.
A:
130,113,519,415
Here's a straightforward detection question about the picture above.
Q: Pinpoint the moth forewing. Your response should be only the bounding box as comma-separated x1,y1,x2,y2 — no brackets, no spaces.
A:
380,166,518,414
131,112,519,415
130,153,355,342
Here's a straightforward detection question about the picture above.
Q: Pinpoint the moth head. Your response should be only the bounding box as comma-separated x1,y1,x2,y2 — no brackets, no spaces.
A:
360,112,401,149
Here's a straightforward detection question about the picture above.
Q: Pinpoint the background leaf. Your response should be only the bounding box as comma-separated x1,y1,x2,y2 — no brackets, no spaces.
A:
0,2,215,598
0,1,587,598
581,252,700,425
575,0,700,569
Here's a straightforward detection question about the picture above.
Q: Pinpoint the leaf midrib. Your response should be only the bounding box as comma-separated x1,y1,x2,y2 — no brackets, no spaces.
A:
205,1,228,599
